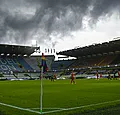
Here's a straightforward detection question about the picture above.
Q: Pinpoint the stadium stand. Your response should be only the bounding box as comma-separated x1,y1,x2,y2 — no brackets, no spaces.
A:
110,54,120,65
24,56,41,71
0,44,55,80
56,39,120,79
69,55,117,68
0,57,33,73
1,38,120,80
51,59,75,70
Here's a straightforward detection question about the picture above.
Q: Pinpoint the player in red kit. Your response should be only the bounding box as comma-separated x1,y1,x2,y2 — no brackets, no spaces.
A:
100,73,102,79
70,71,76,84
53,73,57,81
96,72,99,80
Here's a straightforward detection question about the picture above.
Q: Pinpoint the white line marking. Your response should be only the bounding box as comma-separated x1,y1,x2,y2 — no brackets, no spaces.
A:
31,108,65,110
42,99,120,114
0,102,42,114
0,99,120,115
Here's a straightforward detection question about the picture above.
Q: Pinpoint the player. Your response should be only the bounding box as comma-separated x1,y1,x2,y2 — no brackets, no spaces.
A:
51,73,56,81
100,73,102,79
53,73,57,81
113,71,117,80
96,71,99,80
70,71,76,84
51,75,54,81
107,73,112,80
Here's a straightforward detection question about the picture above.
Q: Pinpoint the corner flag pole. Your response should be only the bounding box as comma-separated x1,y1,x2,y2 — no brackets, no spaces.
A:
40,66,43,114
39,53,48,114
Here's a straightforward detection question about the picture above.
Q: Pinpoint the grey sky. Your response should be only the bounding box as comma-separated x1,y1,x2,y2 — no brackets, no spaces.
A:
0,0,120,50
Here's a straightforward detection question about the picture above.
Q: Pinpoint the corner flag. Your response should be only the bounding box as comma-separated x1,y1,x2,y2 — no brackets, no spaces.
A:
41,53,48,73
36,53,48,72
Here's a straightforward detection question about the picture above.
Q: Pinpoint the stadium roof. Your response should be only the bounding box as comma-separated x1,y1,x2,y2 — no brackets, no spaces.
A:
0,44,39,56
57,39,120,58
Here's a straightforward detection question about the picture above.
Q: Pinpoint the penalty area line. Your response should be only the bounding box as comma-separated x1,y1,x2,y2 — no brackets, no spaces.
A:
42,99,120,114
0,102,42,114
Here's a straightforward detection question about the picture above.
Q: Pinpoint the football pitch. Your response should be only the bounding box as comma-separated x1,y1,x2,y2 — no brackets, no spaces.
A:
0,79,120,115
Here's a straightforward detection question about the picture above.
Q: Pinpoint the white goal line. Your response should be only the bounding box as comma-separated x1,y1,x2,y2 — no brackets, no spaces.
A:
0,99,120,114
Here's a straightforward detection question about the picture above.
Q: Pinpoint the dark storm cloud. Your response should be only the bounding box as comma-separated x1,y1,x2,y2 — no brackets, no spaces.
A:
0,0,120,45
90,0,120,23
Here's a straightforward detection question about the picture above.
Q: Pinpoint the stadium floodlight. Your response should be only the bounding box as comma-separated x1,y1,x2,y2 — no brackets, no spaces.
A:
18,54,21,57
34,70,36,72
1,53,4,56
23,54,27,57
7,54,10,56
12,54,16,56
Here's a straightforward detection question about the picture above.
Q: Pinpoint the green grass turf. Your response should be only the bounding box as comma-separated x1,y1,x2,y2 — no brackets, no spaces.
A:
0,79,120,115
